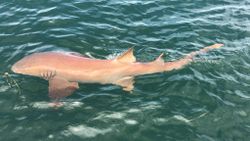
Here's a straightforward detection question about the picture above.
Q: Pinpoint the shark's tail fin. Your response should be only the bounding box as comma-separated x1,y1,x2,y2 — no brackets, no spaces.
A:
185,44,223,60
164,44,223,71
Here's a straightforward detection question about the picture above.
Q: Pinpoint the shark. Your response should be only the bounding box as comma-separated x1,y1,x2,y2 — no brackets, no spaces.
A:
11,44,223,100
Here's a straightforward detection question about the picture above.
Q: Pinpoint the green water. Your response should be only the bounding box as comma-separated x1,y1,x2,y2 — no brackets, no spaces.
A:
1,0,250,141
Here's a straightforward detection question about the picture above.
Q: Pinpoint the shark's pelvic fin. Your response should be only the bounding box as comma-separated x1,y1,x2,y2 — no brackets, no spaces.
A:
48,77,79,100
115,48,136,63
114,76,134,92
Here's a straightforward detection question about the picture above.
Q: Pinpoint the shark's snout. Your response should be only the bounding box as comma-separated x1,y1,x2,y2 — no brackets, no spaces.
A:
11,63,22,73
11,64,17,73
11,59,29,74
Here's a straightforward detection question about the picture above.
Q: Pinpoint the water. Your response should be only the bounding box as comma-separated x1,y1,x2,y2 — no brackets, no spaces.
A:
0,0,250,140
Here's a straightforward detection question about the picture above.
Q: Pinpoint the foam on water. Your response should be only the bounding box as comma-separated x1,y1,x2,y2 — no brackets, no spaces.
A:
67,125,112,138
124,119,138,125
31,101,84,110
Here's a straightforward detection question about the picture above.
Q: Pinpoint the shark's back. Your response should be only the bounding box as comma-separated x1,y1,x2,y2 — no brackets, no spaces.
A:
12,52,113,72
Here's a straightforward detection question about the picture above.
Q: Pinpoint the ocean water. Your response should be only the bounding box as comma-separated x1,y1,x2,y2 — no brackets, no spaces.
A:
0,0,250,141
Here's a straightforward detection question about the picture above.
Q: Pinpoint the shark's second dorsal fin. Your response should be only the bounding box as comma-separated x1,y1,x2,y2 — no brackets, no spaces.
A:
115,48,136,63
154,53,164,64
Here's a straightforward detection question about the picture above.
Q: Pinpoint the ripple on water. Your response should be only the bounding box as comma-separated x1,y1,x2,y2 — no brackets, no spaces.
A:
1,0,250,141
65,125,112,139
30,101,84,110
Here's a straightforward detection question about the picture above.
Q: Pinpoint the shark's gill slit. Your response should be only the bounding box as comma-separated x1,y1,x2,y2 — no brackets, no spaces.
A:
40,72,45,79
50,70,55,80
45,71,49,80
45,70,56,80
46,71,50,80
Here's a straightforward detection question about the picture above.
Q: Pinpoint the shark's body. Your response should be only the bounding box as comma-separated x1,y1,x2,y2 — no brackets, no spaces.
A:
11,44,223,100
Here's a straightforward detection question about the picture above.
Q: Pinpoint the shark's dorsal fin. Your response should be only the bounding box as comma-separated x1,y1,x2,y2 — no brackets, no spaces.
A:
115,48,136,63
154,53,164,64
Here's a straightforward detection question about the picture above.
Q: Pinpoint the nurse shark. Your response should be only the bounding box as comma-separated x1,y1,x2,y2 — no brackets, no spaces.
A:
11,44,223,100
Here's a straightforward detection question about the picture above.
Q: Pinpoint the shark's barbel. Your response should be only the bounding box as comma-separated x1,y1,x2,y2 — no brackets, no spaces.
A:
11,44,223,100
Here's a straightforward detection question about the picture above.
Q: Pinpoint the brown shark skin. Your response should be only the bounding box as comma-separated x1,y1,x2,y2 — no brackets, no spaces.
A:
11,44,223,99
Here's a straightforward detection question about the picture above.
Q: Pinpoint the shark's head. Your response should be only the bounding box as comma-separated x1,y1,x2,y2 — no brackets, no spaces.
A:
11,54,41,76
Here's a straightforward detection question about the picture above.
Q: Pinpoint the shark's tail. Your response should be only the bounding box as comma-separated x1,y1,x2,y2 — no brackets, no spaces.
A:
164,44,223,71
185,43,223,60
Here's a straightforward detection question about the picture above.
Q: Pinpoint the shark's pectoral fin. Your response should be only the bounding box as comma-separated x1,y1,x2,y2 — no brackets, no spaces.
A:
48,77,79,100
114,77,134,92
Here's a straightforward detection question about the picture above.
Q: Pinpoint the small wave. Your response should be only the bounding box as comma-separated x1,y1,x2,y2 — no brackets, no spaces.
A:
30,101,84,110
65,125,112,138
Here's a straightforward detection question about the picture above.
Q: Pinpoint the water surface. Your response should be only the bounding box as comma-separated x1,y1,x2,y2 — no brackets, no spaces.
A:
0,0,250,141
